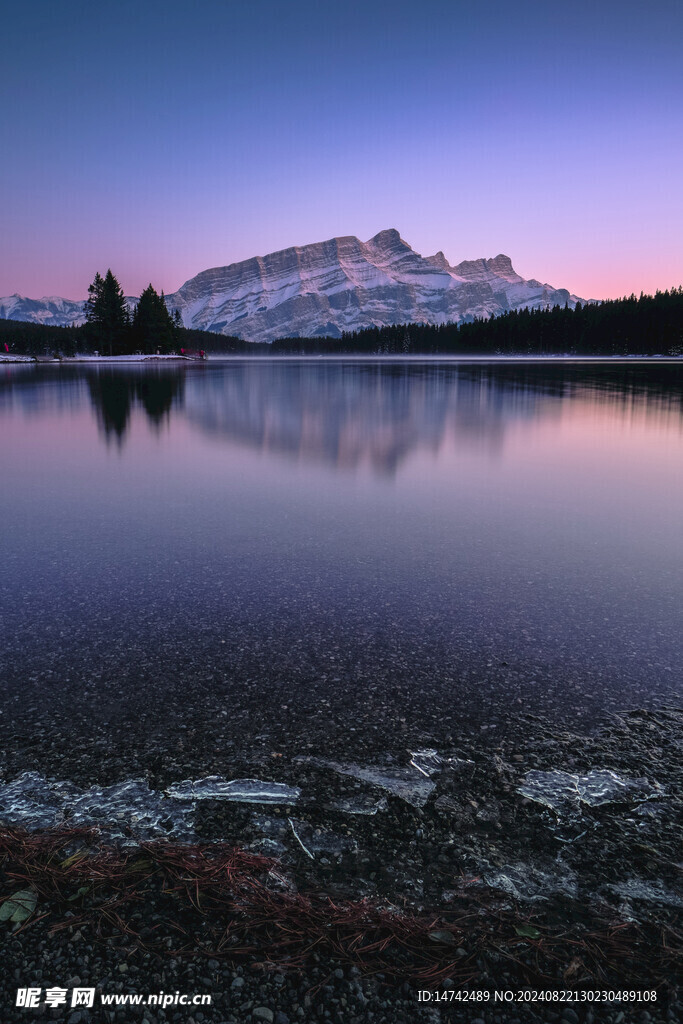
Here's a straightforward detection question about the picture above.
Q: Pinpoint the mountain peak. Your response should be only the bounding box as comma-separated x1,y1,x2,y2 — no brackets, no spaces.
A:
367,228,404,248
452,253,519,282
486,254,516,276
425,251,451,271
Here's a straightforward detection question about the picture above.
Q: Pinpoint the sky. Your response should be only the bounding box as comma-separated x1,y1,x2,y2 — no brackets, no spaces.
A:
2,0,682,301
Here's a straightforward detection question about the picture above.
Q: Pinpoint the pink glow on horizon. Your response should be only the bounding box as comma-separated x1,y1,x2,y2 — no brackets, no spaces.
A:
4,206,682,304
5,231,681,307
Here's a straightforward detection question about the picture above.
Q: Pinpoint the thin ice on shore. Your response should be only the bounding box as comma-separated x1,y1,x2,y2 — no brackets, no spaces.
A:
0,772,300,842
166,776,301,804
296,756,436,808
518,768,662,817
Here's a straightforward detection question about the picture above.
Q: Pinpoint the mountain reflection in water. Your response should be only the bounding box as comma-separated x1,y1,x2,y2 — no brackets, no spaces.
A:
2,360,680,473
183,361,683,474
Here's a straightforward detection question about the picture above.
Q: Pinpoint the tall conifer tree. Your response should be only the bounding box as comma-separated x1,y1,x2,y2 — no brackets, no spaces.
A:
132,284,176,354
84,269,130,355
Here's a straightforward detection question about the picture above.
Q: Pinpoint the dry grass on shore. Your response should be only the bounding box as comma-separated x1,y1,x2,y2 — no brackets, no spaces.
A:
0,826,680,994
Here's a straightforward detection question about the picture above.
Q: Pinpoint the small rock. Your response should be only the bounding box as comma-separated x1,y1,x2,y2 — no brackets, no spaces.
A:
231,977,245,989
253,1010,274,1024
561,1010,579,1024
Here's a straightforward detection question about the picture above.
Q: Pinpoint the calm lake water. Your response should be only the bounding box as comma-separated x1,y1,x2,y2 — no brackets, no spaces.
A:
0,359,681,773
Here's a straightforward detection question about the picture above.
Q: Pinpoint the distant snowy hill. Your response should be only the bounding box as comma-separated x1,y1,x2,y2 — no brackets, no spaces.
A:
1,229,585,342
0,294,136,327
0,294,86,326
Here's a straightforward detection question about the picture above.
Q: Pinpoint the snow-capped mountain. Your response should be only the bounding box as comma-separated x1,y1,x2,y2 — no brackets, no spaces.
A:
0,294,137,327
1,229,585,342
0,294,86,326
165,229,585,342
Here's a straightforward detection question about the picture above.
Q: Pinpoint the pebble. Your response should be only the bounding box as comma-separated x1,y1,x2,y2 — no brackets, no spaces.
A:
252,1010,274,1024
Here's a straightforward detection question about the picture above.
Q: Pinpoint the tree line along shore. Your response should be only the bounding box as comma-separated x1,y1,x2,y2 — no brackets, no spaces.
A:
1,270,682,358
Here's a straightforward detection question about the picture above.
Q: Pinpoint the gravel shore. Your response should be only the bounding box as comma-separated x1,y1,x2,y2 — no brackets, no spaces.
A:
1,702,680,1023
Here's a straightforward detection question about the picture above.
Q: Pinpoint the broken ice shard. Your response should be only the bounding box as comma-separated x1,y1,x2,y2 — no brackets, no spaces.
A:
332,794,388,815
0,772,80,830
519,768,661,816
0,773,194,841
409,749,443,776
167,776,301,804
298,757,435,808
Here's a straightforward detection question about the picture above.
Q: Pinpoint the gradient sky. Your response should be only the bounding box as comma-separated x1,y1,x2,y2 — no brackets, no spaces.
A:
2,0,682,301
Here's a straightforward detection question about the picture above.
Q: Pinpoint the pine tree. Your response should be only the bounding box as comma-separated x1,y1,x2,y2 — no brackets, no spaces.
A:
84,269,130,355
132,284,176,354
84,272,104,326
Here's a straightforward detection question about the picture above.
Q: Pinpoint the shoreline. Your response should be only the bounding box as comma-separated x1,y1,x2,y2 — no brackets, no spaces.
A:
1,705,680,1020
0,354,198,364
2,353,683,365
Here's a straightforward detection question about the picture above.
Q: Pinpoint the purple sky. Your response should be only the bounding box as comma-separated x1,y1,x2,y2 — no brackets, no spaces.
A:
2,0,682,301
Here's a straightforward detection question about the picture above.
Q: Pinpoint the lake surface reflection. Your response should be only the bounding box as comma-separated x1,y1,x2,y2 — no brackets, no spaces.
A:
0,359,681,769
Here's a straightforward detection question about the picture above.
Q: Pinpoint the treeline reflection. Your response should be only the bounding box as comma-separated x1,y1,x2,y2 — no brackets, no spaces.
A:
86,369,185,441
0,365,186,443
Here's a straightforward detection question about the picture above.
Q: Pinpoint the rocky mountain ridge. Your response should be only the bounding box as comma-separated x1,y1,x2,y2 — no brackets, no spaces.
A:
1,229,585,343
